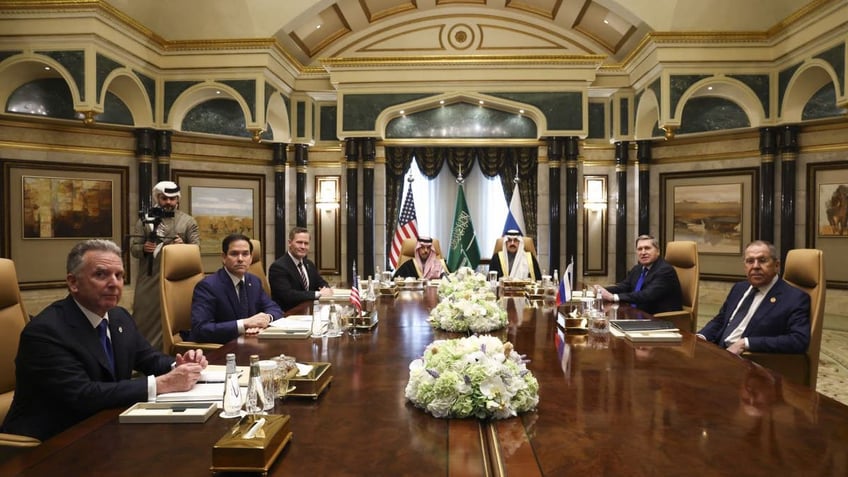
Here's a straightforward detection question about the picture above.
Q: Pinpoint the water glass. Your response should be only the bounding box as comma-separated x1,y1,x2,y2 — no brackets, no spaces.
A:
589,309,609,334
258,360,277,410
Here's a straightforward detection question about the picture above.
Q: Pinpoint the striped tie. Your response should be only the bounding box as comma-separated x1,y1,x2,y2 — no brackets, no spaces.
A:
298,262,309,290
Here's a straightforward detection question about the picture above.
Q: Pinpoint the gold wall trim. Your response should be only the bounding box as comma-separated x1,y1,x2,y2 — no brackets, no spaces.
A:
321,54,605,68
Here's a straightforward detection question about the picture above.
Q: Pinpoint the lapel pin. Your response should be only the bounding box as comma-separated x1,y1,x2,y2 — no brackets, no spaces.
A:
118,326,123,333
770,297,776,303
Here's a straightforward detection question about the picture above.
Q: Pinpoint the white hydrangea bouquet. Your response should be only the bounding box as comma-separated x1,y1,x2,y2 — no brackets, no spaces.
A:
405,335,539,419
431,267,505,333
437,266,491,301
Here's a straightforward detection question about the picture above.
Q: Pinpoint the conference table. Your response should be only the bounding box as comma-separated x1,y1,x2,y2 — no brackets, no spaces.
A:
2,288,848,476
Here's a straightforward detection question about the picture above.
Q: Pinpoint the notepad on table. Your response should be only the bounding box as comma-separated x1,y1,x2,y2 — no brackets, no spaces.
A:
157,382,226,402
611,319,677,333
623,330,683,343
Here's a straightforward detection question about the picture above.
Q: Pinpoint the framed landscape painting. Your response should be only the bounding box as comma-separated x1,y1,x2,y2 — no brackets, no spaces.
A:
660,168,758,280
172,170,265,272
807,161,848,288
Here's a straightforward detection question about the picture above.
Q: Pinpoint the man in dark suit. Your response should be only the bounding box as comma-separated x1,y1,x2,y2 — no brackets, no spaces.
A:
2,239,207,441
268,226,332,311
698,240,810,355
596,234,683,314
188,234,282,343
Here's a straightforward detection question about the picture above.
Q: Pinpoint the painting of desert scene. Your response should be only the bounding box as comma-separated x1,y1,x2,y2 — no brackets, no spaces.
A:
818,183,848,237
190,186,254,254
673,183,742,254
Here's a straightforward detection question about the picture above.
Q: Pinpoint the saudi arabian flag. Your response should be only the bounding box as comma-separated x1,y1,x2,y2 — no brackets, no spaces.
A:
447,185,481,272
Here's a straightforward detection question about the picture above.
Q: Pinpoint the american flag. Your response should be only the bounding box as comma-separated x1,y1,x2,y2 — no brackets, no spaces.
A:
389,184,418,269
350,261,361,314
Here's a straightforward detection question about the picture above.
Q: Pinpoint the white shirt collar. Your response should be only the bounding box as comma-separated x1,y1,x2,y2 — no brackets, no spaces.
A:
73,298,109,329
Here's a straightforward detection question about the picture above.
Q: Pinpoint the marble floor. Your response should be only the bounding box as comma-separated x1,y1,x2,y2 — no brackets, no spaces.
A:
818,329,848,405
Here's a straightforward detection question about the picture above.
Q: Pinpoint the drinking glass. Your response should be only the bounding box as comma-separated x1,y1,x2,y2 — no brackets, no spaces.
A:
258,360,277,411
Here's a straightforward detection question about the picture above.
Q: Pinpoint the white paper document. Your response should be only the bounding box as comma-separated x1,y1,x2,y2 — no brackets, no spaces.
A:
269,315,314,331
157,382,227,402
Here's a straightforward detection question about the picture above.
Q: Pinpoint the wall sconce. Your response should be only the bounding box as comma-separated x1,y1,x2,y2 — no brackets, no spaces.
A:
315,176,341,275
316,176,340,209
584,177,607,211
583,175,608,276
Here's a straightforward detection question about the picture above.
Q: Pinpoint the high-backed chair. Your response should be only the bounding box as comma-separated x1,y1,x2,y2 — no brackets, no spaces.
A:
0,258,41,447
249,239,271,296
160,244,221,355
397,238,444,269
653,241,699,332
744,249,825,390
491,236,537,259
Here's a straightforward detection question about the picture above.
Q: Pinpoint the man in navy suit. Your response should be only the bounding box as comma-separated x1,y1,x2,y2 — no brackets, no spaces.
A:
596,235,683,314
698,240,810,355
188,234,282,343
268,227,332,311
2,240,207,441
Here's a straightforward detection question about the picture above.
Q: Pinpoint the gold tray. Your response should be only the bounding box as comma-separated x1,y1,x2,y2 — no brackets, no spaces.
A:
211,414,292,474
352,310,378,330
287,362,333,400
378,286,398,297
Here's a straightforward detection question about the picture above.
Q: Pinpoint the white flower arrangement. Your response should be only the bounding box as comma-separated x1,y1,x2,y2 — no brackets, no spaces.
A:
428,295,507,333
405,335,539,419
437,267,491,300
430,267,505,333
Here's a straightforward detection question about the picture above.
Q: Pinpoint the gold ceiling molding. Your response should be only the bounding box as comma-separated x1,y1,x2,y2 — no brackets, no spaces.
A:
1,0,308,73
321,54,606,69
1,0,167,46
766,0,836,36
362,0,418,23
603,30,775,71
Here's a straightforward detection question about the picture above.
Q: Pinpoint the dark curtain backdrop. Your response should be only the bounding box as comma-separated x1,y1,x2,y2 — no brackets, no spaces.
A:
385,146,538,259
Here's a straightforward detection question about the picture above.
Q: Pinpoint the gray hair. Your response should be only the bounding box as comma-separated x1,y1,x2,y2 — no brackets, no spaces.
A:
745,240,779,261
67,239,122,275
635,234,659,250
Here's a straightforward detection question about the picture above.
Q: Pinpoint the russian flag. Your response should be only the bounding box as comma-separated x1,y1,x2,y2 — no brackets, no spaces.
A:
555,262,572,305
502,183,526,236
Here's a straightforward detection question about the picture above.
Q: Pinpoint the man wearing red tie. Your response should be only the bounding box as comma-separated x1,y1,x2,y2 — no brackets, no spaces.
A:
596,234,682,314
268,227,332,311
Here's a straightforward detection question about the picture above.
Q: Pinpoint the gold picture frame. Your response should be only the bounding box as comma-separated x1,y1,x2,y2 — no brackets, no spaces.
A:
807,160,848,288
660,168,758,280
172,170,265,273
2,160,129,288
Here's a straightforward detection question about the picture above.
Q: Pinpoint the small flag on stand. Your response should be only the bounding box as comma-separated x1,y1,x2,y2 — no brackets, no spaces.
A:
556,261,573,305
389,182,418,270
350,262,362,314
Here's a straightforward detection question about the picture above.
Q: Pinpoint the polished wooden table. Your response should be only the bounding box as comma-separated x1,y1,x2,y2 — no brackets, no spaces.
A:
2,290,847,476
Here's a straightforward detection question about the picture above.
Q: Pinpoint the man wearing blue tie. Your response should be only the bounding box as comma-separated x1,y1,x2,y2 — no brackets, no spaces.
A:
188,234,282,343
2,240,207,441
596,235,683,314
698,240,810,355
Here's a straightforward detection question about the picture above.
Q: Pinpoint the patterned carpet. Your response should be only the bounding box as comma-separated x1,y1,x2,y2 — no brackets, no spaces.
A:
817,329,848,405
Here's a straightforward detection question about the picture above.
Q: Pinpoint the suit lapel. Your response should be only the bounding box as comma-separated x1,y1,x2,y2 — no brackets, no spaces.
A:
221,269,244,316
747,282,781,331
66,298,116,379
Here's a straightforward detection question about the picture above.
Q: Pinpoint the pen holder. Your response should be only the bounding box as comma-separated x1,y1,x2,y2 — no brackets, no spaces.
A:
211,414,292,474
